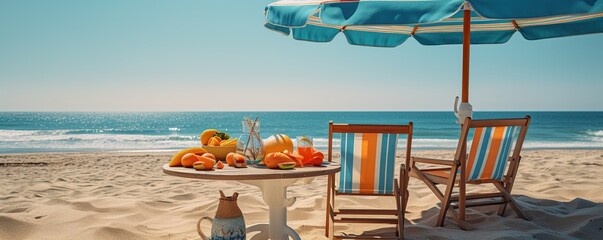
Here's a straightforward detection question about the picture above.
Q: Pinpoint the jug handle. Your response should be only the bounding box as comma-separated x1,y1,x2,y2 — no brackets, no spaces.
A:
197,217,213,240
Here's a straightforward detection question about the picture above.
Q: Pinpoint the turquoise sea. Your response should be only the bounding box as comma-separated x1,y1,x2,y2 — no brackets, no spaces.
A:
0,112,602,153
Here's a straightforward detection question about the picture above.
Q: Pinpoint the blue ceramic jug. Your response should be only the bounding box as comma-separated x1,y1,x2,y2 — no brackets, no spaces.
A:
197,191,246,240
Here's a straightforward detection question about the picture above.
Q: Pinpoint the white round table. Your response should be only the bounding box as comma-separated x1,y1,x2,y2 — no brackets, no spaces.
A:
163,162,340,240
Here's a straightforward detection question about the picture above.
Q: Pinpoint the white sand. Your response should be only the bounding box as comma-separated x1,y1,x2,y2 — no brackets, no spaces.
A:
1,150,602,239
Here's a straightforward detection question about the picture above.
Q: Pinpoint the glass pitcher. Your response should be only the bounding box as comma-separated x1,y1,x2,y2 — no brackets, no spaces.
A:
297,136,314,165
236,117,264,166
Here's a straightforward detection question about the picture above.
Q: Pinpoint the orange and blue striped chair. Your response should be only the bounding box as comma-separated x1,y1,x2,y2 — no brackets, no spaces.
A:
410,116,531,229
326,121,413,239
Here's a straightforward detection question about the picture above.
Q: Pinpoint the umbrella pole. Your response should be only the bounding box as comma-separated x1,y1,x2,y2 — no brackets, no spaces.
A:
454,4,473,126
458,4,471,229
462,8,470,103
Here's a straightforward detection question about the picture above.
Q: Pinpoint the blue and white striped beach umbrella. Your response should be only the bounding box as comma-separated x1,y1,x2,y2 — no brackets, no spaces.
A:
264,0,603,122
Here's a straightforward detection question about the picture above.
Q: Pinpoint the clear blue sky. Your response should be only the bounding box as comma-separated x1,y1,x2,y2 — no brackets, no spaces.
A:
1,0,602,111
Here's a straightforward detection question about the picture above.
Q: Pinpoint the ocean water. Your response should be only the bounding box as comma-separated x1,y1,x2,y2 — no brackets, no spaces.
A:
0,112,602,153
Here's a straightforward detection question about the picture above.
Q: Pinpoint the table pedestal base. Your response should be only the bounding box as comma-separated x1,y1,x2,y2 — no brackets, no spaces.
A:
246,223,299,240
241,179,301,240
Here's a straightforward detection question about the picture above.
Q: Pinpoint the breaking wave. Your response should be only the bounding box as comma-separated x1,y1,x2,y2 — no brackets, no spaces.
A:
1,129,602,153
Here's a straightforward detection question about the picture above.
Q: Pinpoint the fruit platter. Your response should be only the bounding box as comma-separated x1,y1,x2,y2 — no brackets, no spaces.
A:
168,129,326,172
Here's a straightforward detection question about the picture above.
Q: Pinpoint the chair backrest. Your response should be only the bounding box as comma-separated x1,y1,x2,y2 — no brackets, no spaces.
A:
328,122,413,195
466,126,518,181
458,116,531,182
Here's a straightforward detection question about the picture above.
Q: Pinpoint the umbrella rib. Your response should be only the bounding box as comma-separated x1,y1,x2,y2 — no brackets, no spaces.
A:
411,24,419,36
511,20,519,30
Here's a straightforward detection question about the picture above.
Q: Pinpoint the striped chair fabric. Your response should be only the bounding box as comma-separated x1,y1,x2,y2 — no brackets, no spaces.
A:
338,132,398,194
466,126,518,181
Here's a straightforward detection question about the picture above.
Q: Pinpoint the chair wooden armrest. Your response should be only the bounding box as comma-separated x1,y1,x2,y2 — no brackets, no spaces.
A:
412,156,457,166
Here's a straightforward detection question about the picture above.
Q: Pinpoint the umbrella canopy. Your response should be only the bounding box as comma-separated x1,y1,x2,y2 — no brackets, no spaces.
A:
264,0,603,122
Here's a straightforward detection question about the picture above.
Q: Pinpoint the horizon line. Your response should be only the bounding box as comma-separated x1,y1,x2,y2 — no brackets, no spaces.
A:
0,110,602,113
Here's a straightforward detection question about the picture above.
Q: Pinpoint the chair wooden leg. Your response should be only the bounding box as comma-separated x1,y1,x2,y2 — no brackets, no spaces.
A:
445,206,468,230
436,181,455,227
394,180,403,240
497,202,508,216
436,165,459,227
325,203,331,237
400,166,409,212
401,173,409,239
404,189,409,214
459,141,467,227
326,174,336,237
508,199,528,220
458,177,466,226
402,180,408,239
494,182,529,220
405,177,410,213
497,180,509,216
327,189,335,240
328,210,334,240
398,168,404,238
325,181,331,237
436,194,451,226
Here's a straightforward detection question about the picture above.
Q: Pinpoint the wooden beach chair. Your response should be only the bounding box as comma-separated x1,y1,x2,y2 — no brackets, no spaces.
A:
409,116,531,229
326,121,413,239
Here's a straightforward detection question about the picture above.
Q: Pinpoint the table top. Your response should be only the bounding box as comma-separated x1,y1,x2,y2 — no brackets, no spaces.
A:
163,162,340,181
